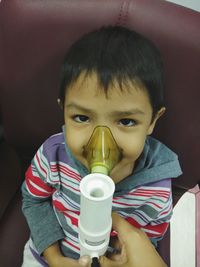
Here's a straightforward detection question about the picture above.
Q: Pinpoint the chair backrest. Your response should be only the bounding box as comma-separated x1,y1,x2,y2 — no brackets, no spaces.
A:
1,0,199,187
0,0,199,266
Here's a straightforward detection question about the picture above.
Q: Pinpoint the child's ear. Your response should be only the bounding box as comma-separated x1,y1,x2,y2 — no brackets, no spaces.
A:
147,107,166,135
57,98,63,110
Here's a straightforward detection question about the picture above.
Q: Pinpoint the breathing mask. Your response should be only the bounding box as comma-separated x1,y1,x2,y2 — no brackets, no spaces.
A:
83,126,122,175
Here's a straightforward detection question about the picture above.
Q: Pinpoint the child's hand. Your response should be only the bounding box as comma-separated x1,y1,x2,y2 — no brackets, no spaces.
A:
43,242,91,267
47,255,91,267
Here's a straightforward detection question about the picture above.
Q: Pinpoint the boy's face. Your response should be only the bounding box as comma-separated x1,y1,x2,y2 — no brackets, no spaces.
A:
64,73,164,183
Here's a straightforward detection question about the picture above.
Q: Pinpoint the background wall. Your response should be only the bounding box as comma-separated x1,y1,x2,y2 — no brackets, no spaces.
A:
166,0,200,11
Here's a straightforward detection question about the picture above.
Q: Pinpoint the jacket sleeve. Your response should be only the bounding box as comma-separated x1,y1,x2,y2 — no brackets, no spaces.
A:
125,185,173,247
21,145,65,255
141,191,173,247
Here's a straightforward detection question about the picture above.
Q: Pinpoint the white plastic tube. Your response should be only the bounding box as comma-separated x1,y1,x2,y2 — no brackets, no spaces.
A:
79,173,115,258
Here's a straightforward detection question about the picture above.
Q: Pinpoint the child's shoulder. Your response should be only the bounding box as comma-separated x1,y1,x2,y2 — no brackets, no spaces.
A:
138,136,182,180
145,136,178,162
39,132,66,162
43,132,65,148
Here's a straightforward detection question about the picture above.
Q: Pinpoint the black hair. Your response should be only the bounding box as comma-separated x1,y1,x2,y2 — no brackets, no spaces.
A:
59,26,164,117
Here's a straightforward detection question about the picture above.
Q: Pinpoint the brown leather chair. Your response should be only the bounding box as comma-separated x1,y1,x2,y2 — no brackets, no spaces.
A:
0,0,199,266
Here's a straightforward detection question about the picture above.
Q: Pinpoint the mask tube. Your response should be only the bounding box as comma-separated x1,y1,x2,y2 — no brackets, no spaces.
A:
79,126,122,258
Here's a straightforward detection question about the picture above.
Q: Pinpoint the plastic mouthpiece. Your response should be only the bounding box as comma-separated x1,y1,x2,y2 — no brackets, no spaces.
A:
91,257,100,267
83,126,122,175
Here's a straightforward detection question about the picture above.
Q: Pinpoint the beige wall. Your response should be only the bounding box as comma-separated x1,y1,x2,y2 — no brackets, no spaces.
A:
165,0,200,11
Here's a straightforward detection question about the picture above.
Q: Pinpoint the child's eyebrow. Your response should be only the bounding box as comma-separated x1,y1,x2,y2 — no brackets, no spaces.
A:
65,103,93,113
109,109,145,117
66,103,145,116
111,109,145,117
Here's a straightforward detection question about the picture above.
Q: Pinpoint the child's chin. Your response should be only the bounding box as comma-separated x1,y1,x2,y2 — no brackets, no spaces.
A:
75,155,89,170
110,160,135,182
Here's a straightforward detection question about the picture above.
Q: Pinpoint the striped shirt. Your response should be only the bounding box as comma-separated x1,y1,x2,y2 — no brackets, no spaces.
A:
22,130,182,262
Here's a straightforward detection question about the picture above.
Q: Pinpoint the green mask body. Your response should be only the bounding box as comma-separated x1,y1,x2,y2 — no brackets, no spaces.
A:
83,126,122,175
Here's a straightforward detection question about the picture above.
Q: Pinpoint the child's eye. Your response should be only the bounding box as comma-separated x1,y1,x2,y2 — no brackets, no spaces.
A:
72,115,90,123
119,118,137,127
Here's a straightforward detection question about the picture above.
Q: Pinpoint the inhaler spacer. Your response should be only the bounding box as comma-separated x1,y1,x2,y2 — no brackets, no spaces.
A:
79,126,122,259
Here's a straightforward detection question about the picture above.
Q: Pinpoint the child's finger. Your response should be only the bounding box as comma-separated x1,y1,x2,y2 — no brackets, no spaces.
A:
78,256,92,266
112,213,135,238
99,255,126,267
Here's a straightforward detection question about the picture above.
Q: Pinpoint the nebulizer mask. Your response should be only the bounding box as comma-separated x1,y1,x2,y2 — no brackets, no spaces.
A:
78,126,122,264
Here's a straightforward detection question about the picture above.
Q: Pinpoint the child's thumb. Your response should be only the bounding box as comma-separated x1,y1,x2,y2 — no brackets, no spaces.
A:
99,255,121,267
78,255,91,266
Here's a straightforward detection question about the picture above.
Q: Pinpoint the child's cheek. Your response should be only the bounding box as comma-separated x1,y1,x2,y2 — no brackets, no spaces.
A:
122,138,146,161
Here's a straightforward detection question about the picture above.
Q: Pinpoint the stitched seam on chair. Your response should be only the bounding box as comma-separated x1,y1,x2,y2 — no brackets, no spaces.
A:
116,0,124,26
116,0,131,27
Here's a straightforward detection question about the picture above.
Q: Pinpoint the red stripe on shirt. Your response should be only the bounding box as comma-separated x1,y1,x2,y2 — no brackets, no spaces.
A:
63,239,80,251
25,166,53,197
126,216,169,237
35,152,47,178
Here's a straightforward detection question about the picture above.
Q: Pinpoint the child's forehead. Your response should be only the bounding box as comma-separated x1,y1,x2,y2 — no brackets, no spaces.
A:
64,71,153,114
66,71,146,97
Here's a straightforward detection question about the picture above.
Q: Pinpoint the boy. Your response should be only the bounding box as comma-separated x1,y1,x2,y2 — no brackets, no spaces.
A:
21,26,182,266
